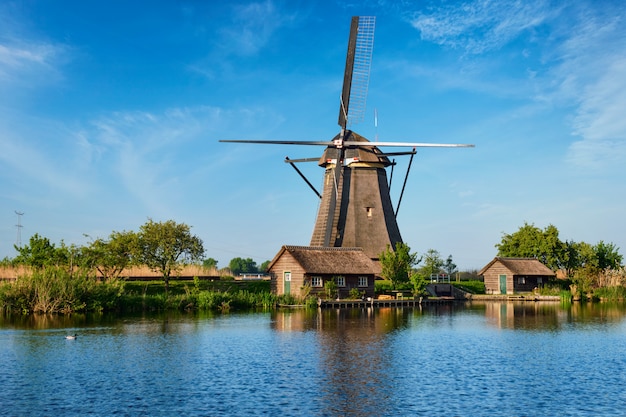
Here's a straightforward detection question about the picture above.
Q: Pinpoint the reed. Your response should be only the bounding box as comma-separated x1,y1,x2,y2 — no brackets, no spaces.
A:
0,267,124,314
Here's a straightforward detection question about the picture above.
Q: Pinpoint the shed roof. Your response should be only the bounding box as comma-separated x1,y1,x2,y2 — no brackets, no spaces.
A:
268,245,377,275
479,257,556,276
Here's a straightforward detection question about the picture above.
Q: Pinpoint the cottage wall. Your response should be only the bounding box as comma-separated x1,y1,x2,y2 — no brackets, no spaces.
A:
305,274,375,299
270,253,306,296
483,263,514,295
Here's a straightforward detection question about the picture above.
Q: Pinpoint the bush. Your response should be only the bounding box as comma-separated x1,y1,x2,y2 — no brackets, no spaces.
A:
451,280,485,294
0,267,124,314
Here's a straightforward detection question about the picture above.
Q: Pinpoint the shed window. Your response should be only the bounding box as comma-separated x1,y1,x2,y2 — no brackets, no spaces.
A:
358,276,368,287
336,276,345,287
311,276,323,287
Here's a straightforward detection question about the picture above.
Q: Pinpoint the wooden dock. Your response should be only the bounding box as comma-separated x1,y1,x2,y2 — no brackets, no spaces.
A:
318,297,455,309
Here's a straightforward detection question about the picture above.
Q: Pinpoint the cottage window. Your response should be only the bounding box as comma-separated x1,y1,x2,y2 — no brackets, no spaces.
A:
336,276,345,287
311,276,323,287
358,276,368,287
517,277,526,284
537,277,543,285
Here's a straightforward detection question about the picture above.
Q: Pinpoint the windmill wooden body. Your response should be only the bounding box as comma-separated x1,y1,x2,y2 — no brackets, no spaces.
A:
221,16,473,262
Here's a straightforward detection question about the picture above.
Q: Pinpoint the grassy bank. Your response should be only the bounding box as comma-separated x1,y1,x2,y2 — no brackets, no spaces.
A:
0,268,298,314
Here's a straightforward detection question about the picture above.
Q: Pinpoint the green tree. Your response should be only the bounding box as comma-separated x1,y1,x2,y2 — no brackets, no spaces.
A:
421,249,444,277
594,241,623,270
379,242,421,289
495,222,565,271
443,255,458,277
135,219,204,294
13,234,64,268
82,230,137,280
228,257,258,275
259,260,271,273
202,258,219,269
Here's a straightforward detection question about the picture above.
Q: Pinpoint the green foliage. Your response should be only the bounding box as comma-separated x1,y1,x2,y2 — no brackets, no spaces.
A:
0,267,124,314
13,234,66,268
349,287,364,299
593,286,626,300
136,219,204,294
259,260,271,272
420,249,444,276
375,280,393,295
594,241,623,270
324,277,338,299
443,255,458,276
82,230,137,280
202,258,218,269
497,223,623,279
571,265,598,298
410,273,427,296
379,242,421,289
496,222,564,271
451,280,486,294
228,257,258,275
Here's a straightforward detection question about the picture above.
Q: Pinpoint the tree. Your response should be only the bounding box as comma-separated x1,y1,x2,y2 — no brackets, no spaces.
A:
594,241,623,270
228,257,257,275
259,260,271,273
443,255,458,277
135,219,204,294
13,234,64,268
421,249,444,277
82,231,137,280
379,242,421,289
496,222,565,271
203,258,219,269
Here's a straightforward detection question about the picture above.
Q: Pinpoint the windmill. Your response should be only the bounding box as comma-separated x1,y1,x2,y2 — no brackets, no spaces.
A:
220,16,474,260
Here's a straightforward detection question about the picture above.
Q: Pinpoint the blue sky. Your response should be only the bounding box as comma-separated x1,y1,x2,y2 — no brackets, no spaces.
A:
1,0,625,270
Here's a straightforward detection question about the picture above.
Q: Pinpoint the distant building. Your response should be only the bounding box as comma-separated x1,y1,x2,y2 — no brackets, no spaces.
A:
479,257,556,294
267,246,379,298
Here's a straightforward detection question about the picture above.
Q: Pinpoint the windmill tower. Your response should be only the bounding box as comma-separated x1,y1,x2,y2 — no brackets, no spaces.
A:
221,16,473,261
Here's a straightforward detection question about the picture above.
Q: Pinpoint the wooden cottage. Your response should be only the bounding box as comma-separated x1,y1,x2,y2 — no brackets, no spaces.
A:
267,246,378,298
479,257,556,295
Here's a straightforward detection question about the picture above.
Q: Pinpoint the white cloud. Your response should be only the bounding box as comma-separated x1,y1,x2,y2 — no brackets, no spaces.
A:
409,0,556,55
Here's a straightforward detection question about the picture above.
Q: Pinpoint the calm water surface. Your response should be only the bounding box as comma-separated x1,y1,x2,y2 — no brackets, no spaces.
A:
1,302,626,416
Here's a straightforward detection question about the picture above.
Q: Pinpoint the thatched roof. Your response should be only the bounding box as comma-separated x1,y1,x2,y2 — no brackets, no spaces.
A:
479,257,556,276
268,245,377,275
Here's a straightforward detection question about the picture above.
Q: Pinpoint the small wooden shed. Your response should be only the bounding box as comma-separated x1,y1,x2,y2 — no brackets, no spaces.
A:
267,246,378,298
479,257,556,295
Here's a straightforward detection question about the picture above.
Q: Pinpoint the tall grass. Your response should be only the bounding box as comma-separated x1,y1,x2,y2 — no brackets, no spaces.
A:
0,267,124,314
1,268,307,314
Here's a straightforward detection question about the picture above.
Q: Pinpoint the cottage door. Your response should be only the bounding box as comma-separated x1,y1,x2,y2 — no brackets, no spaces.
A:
499,274,507,294
284,272,291,294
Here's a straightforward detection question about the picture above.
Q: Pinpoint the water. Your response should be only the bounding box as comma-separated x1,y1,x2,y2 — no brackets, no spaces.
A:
2,302,626,416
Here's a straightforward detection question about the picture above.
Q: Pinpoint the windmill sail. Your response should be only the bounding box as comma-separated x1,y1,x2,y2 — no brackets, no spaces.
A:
219,16,474,261
338,16,375,129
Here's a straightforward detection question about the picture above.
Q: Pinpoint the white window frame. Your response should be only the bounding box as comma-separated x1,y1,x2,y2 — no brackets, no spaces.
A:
358,276,368,287
336,276,345,287
311,276,323,287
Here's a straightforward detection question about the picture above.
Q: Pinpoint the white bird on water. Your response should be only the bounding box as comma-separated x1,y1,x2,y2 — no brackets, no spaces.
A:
65,334,77,340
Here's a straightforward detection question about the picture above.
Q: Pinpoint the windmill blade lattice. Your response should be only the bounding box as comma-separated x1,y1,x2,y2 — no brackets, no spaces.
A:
338,16,375,129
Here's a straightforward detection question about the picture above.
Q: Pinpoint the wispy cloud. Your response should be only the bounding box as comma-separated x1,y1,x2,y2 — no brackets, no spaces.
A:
406,1,626,172
409,0,556,55
190,0,297,79
220,0,295,56
88,105,284,215
0,5,67,87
